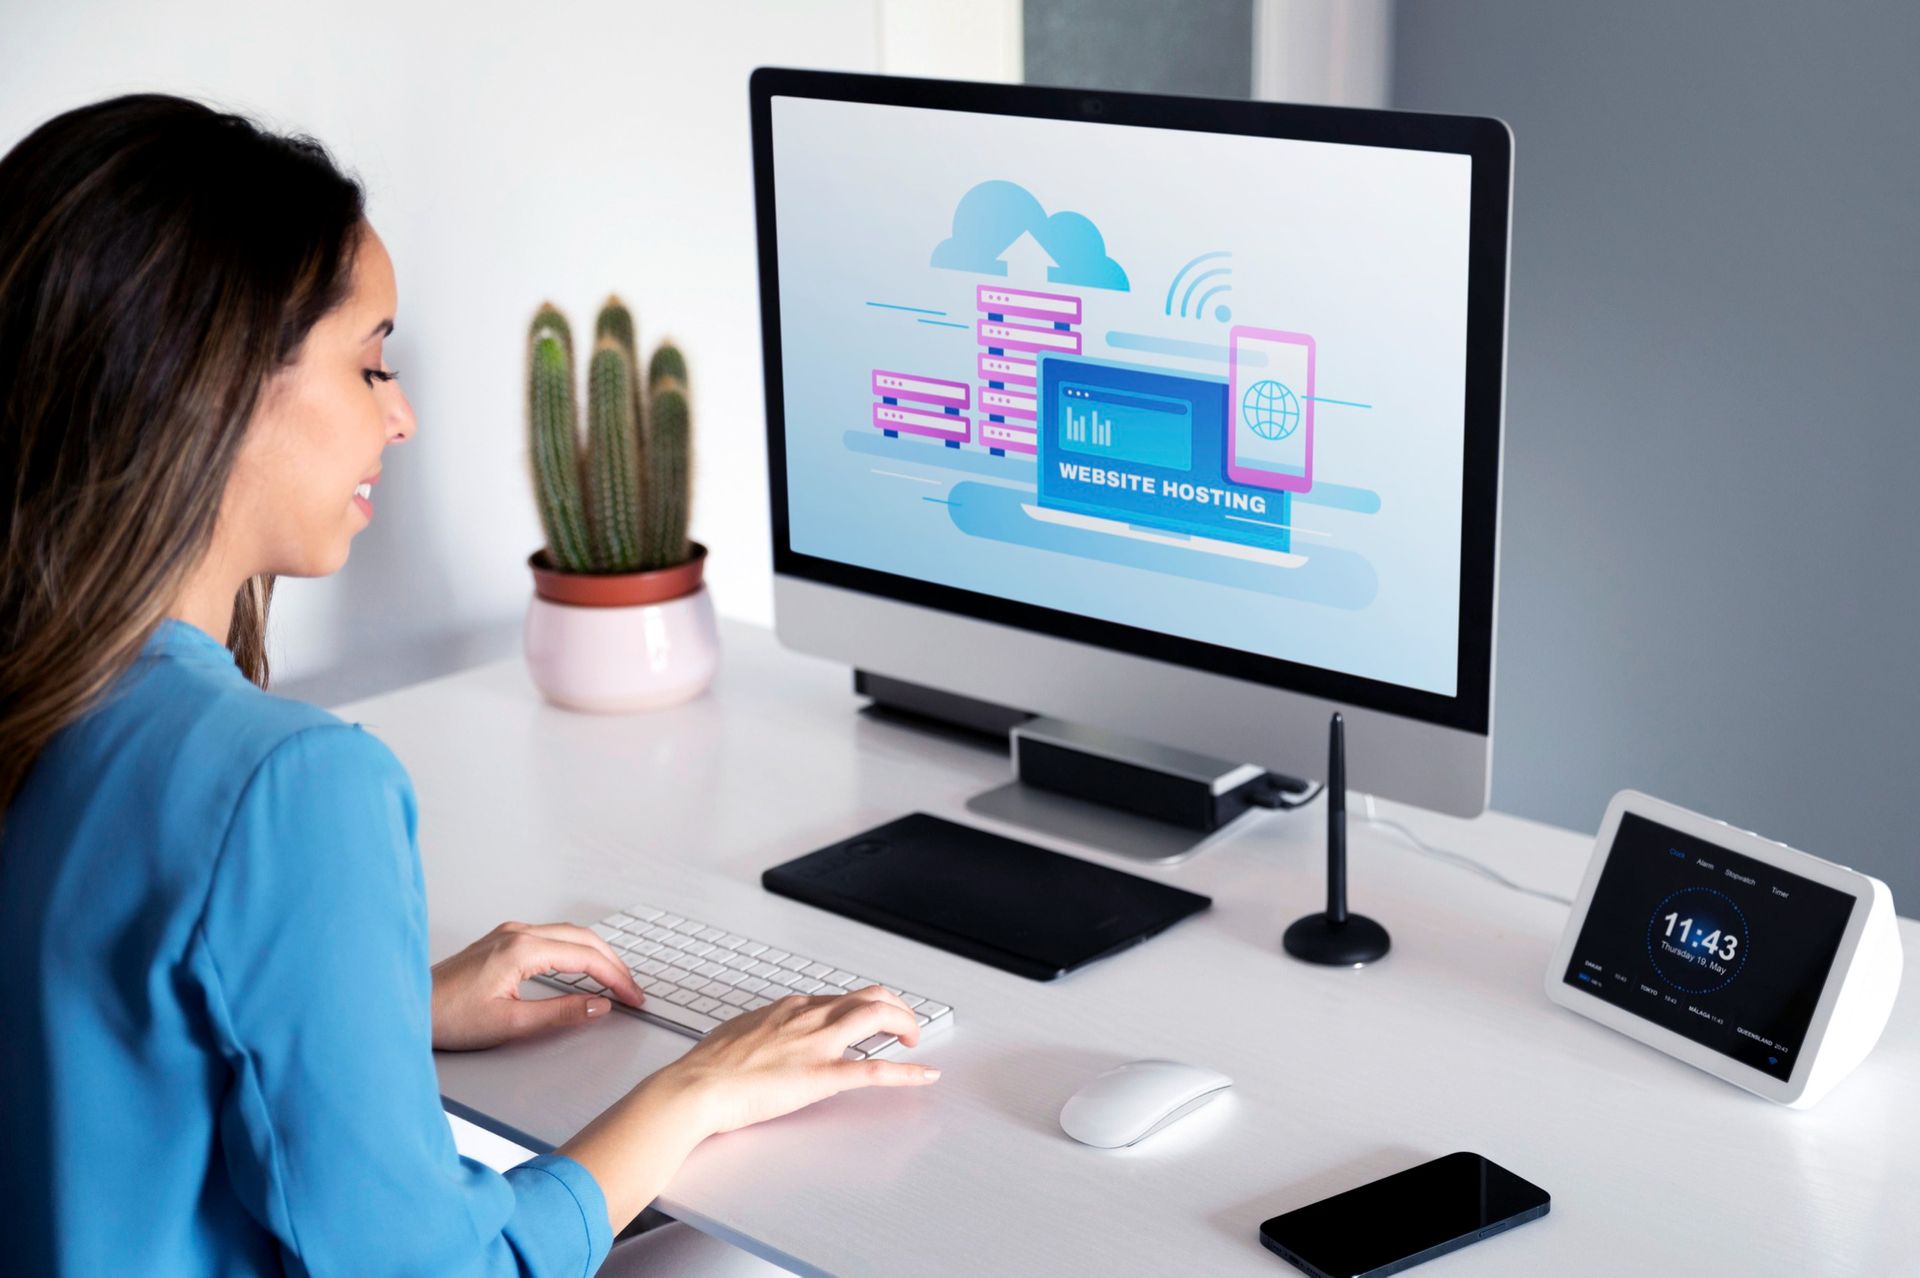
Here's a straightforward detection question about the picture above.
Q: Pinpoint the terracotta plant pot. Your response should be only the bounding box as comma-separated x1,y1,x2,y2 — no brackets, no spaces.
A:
523,542,720,712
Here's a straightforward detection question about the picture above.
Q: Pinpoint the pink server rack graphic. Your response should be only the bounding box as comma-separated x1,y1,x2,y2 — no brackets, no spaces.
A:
871,369,971,447
975,285,1082,456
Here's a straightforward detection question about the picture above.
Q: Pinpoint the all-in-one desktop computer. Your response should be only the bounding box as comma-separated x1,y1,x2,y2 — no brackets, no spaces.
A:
751,68,1510,818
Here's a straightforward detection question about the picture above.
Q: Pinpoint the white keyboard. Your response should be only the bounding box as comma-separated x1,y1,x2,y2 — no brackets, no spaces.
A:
535,903,954,1060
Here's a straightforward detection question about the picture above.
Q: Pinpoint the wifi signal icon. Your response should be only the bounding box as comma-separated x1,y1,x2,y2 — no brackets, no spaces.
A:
1165,250,1233,323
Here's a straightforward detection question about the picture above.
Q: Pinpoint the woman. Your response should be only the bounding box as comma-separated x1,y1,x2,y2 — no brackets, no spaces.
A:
0,95,938,1275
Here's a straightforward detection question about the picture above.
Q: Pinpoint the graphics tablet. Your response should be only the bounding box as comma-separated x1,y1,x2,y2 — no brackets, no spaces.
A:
763,812,1211,981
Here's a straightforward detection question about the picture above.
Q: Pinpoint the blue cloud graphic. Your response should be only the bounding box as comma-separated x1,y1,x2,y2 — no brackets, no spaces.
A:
930,180,1130,292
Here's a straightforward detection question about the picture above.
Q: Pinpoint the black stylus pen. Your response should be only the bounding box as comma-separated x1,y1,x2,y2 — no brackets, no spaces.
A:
1327,713,1346,924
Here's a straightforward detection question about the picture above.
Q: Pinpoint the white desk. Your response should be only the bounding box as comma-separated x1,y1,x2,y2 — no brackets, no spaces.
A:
339,619,1919,1276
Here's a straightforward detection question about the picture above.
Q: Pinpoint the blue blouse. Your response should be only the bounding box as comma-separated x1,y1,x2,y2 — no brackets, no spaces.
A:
0,619,613,1276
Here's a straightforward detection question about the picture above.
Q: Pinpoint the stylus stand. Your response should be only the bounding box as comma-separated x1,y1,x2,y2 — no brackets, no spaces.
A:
1284,712,1391,966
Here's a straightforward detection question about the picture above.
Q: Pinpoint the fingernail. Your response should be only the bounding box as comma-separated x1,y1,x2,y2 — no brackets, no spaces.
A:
921,1068,941,1081
586,997,611,1017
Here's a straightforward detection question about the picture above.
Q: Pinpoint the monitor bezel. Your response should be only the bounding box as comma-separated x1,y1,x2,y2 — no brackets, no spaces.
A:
750,66,1511,735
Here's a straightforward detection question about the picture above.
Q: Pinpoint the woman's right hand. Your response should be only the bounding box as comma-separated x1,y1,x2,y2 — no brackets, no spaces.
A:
660,985,941,1136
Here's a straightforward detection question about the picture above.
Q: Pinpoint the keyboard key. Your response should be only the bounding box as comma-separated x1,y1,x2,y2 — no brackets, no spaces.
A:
643,926,674,942
778,954,810,972
767,970,801,987
655,914,684,929
628,907,663,923
665,989,698,1007
793,978,827,994
689,997,723,1015
699,981,733,999
736,941,768,958
608,913,639,930
722,952,756,971
759,949,790,965
590,923,622,942
802,962,834,979
897,993,925,1009
722,988,754,1006
714,1006,743,1021
745,996,773,1010
747,961,781,979
635,959,666,976
825,970,860,988
673,919,705,935
660,966,695,985
738,977,770,994
848,1033,899,1059
647,1004,721,1035
694,961,728,978
681,941,716,959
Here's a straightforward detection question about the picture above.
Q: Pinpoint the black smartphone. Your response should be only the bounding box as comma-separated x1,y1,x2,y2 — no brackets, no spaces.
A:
1258,1152,1550,1278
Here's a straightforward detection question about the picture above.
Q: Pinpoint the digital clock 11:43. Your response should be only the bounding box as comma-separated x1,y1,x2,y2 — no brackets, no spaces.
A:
1664,912,1739,962
1647,885,1749,993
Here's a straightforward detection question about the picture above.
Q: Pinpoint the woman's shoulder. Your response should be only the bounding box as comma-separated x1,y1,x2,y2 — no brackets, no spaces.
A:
119,622,373,763
6,622,414,904
49,621,412,825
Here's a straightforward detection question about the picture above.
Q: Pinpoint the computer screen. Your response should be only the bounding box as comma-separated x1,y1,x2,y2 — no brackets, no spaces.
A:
756,74,1508,736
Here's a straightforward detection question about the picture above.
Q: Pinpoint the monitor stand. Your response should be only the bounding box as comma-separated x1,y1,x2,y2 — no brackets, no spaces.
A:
855,671,1311,865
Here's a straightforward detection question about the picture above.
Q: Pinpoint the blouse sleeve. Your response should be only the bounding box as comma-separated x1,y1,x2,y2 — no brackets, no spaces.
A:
189,723,612,1277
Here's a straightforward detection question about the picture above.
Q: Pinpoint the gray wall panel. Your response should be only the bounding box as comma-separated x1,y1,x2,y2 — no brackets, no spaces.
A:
1025,0,1252,97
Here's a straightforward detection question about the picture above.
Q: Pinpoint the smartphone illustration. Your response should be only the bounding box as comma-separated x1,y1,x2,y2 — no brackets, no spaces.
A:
1227,325,1315,492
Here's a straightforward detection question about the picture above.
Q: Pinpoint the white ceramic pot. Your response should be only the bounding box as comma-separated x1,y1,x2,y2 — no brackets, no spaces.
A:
522,543,720,713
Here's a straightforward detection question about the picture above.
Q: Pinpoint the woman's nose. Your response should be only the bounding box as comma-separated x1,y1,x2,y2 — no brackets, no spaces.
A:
389,386,418,444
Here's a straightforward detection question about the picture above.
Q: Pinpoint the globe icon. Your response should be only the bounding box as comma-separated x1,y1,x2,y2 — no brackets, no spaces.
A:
1242,379,1301,441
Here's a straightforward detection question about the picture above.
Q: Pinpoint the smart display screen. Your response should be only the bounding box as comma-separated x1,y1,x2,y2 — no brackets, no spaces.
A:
1562,813,1856,1081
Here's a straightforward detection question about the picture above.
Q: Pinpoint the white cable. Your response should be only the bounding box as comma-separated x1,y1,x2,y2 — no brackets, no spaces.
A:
1361,794,1573,907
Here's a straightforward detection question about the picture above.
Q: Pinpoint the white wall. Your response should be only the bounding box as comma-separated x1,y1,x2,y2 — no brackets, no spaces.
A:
0,0,1019,703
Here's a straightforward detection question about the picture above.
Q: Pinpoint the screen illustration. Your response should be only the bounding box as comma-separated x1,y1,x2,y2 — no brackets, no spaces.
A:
774,97,1474,694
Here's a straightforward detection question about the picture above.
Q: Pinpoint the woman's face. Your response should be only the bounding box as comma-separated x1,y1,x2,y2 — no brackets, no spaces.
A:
225,223,416,579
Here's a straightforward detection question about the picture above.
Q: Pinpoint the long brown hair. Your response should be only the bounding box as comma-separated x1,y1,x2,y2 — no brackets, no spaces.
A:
0,95,365,818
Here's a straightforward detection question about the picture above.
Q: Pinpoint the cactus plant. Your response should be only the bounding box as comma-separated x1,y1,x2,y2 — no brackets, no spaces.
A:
527,297,694,576
527,305,592,572
585,338,641,570
641,343,691,570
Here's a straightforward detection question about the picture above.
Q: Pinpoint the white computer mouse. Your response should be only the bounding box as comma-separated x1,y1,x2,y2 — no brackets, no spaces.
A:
1058,1059,1233,1148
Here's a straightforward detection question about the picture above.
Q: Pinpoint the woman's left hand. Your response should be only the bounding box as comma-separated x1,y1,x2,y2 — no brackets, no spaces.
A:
430,921,646,1051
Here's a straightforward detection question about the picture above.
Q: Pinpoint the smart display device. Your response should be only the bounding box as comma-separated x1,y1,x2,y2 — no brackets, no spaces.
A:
1546,790,1901,1107
751,68,1512,815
